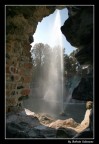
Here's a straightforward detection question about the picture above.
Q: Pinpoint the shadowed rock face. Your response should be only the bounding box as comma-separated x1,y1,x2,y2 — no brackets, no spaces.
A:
61,6,93,65
61,6,93,101
72,74,93,101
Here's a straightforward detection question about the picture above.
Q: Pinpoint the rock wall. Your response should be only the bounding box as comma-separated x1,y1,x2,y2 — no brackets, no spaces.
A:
61,6,93,65
61,6,93,101
6,30,33,112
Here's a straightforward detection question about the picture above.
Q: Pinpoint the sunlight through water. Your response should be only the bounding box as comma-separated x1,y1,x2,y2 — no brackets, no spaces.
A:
43,9,64,113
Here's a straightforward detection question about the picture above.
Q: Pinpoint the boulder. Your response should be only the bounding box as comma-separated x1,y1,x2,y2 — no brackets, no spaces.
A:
6,109,56,138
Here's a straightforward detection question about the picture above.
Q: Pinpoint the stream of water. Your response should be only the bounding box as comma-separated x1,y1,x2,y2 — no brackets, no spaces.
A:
43,10,64,113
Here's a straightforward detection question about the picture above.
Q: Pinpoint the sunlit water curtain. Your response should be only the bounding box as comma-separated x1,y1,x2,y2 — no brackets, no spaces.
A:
44,10,64,113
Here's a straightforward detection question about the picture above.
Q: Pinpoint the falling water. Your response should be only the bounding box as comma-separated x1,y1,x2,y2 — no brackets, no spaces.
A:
23,10,65,116
43,10,64,114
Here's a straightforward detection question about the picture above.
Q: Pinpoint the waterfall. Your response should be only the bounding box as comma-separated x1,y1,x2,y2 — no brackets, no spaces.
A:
43,10,64,114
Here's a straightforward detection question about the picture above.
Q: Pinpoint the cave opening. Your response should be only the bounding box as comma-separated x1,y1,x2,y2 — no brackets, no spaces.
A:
6,6,94,139
23,8,85,122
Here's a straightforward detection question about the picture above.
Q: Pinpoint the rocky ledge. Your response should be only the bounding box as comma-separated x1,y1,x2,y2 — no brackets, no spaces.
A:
61,6,93,102
6,108,93,138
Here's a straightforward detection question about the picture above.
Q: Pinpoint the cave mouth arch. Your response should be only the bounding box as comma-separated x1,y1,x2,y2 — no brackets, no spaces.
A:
5,6,92,117
5,5,94,139
5,6,79,115
23,7,84,120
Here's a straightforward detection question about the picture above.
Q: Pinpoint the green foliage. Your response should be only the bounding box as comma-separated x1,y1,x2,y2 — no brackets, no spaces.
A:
31,43,45,66
31,43,80,81
31,43,63,82
31,43,51,81
64,50,81,76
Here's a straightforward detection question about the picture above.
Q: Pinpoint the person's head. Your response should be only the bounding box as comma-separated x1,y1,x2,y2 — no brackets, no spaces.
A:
86,101,93,109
